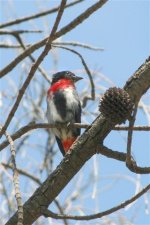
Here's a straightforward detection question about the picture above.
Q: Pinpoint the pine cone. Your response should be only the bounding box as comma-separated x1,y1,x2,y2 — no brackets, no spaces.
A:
99,87,134,124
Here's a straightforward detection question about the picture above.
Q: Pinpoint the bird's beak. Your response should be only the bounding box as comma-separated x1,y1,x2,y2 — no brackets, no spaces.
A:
74,76,83,82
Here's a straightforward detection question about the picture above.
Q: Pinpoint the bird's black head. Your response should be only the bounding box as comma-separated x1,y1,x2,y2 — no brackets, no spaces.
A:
51,71,82,85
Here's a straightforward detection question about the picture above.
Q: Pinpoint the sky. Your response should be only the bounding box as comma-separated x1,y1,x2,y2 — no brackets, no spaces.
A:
0,0,150,225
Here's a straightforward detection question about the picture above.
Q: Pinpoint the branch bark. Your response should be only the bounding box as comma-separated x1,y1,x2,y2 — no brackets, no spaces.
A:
5,57,150,225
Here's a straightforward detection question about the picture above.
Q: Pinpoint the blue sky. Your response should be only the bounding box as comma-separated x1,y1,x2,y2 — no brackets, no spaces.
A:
0,1,150,225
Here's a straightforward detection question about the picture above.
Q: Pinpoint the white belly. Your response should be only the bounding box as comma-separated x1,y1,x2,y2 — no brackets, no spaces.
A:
47,96,63,123
46,87,79,139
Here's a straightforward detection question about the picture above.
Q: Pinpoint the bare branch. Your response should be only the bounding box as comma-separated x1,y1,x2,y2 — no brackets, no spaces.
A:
0,43,30,48
49,0,67,38
96,146,150,174
0,128,23,225
124,56,150,102
41,184,150,220
0,0,67,138
10,32,51,83
2,163,41,185
126,103,138,168
0,123,150,151
2,163,69,225
0,29,42,35
0,0,108,78
54,200,69,225
113,125,150,131
53,41,104,51
0,0,84,29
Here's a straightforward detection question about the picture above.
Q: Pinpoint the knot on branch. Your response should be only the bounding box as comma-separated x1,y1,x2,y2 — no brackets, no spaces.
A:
99,87,134,124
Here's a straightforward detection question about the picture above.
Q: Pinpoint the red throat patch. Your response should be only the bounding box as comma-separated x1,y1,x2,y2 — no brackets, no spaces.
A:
62,137,77,153
48,78,74,95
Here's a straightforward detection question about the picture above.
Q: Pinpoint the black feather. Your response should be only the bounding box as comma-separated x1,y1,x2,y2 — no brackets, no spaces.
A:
55,136,65,156
52,71,75,84
53,90,67,119
74,102,81,136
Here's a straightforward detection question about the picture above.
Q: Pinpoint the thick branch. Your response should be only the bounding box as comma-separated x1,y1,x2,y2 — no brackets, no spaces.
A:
124,56,150,102
6,57,150,225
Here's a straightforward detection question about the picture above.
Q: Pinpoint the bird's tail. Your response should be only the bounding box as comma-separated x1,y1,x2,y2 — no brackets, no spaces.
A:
62,137,77,153
55,136,77,156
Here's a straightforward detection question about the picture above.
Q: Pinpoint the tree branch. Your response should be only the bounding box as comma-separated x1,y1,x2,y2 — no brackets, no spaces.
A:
126,103,138,168
0,0,84,29
0,29,42,35
2,163,69,225
96,146,150,174
0,0,67,138
2,163,41,185
0,0,108,78
41,184,150,220
0,123,149,151
0,128,23,225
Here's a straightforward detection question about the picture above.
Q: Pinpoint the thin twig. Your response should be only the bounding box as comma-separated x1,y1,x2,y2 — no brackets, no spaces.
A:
14,33,51,83
53,41,104,51
0,0,84,29
0,0,67,138
2,163,41,185
1,129,150,176
0,29,42,35
53,45,95,107
49,0,67,38
0,127,23,225
96,146,150,174
42,184,150,220
126,103,138,168
0,43,30,48
1,30,50,82
2,163,69,225
5,41,105,50
113,126,150,131
0,0,108,78
54,200,69,225
0,123,150,151
1,174,12,217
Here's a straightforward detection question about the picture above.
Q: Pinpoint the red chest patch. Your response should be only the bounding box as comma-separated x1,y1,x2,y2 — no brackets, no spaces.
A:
47,79,74,95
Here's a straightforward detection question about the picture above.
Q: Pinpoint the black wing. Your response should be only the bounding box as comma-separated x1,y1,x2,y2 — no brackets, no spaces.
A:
74,102,82,136
55,136,65,156
53,90,67,120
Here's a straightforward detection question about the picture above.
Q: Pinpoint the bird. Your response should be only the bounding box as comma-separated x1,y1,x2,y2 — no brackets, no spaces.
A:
46,71,82,156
